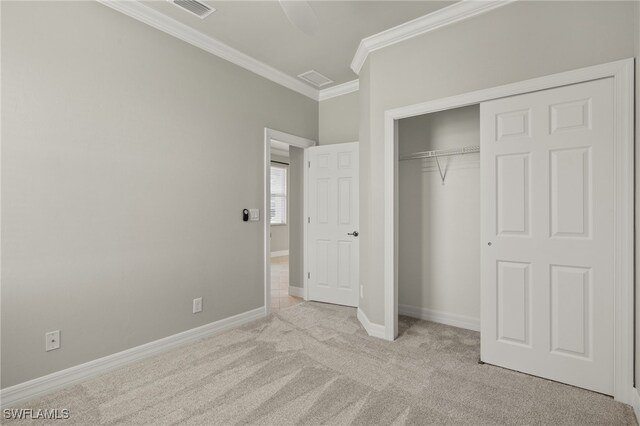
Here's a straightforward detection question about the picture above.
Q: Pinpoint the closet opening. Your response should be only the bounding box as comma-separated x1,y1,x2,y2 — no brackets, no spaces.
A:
385,59,633,401
397,104,481,333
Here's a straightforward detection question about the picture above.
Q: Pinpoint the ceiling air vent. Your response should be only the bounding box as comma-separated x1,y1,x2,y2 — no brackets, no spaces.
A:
169,0,215,19
297,70,334,88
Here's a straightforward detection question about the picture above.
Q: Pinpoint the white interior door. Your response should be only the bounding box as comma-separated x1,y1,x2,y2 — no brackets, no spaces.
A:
480,78,614,395
307,142,359,307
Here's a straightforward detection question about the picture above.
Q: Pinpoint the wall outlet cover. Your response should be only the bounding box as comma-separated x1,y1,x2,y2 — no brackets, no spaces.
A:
45,330,60,351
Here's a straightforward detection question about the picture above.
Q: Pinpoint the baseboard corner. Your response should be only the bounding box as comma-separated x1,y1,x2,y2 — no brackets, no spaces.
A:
288,286,304,298
357,308,386,340
398,304,480,332
630,387,640,422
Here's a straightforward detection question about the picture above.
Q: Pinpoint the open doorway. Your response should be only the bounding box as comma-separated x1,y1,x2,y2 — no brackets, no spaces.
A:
269,141,298,312
397,105,480,332
263,128,315,315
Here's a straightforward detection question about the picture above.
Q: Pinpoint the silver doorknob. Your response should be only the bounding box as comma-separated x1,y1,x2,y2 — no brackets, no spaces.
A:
348,231,359,237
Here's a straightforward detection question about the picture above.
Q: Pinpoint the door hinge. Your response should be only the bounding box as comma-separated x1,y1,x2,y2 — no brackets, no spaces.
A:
308,272,310,279
308,161,311,168
308,217,310,224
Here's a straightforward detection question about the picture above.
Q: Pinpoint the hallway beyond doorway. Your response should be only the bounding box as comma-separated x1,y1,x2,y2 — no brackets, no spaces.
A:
270,255,303,312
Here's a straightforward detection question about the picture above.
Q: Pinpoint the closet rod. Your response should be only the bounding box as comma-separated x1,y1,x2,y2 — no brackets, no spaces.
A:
399,145,480,161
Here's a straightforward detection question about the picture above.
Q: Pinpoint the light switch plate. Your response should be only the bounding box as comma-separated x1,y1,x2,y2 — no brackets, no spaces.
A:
249,209,259,221
193,297,202,314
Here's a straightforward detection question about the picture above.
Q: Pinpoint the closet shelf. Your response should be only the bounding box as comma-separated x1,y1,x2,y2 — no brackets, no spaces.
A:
399,145,479,161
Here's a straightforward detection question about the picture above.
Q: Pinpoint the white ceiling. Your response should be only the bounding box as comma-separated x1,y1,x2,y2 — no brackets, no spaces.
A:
141,1,455,88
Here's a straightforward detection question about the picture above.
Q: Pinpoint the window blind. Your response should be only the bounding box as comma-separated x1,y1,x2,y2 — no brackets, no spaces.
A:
270,165,287,225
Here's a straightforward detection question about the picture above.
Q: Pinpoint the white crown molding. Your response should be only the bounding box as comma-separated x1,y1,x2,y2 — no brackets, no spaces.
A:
351,0,516,74
0,306,266,408
318,79,359,101
97,0,319,100
98,1,514,100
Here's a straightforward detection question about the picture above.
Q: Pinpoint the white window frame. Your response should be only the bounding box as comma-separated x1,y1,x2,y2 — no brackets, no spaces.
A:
270,164,288,226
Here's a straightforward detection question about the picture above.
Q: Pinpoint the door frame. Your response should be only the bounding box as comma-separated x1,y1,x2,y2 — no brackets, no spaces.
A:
382,58,634,403
264,128,316,316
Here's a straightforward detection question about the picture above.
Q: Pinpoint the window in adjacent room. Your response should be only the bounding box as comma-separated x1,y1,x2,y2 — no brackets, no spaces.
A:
270,165,287,225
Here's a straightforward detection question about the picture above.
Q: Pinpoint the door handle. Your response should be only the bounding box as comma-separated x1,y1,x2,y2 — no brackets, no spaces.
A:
348,231,359,237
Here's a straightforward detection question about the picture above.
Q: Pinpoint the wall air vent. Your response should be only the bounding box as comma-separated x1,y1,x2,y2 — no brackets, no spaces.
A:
169,0,215,19
297,70,334,88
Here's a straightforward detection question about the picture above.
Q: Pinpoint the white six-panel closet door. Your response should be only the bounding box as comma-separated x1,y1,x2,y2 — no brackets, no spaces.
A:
480,78,615,395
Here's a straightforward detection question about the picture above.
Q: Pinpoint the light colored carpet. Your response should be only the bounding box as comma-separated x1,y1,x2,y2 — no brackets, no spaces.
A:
5,302,636,425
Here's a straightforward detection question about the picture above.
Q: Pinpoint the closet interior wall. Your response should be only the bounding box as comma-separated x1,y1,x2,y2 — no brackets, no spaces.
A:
398,105,481,329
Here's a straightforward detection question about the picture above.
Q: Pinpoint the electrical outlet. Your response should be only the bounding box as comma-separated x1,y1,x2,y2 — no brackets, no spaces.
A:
193,297,202,314
45,330,60,352
360,285,364,298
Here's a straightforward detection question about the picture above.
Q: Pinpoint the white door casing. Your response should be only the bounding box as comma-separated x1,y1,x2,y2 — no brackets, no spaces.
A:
480,78,615,395
263,128,316,316
307,142,360,307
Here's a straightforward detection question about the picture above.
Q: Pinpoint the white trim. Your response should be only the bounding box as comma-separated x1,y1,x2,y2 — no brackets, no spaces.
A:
351,0,515,74
270,148,290,158
630,388,640,424
270,250,289,258
0,306,266,409
303,148,310,302
267,129,316,148
288,286,304,298
357,308,386,339
264,128,316,318
382,58,634,403
611,57,634,404
97,0,319,100
318,80,360,101
398,304,480,332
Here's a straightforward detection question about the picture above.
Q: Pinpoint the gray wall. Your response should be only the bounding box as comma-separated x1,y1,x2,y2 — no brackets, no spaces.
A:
358,61,373,315
319,91,359,145
398,106,480,321
1,1,317,388
359,0,636,325
288,147,305,288
270,154,289,253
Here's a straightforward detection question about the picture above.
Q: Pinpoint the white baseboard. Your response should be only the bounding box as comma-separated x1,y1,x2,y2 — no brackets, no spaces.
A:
288,286,304,298
630,387,640,424
398,304,480,332
357,308,386,339
270,250,289,258
0,306,266,409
